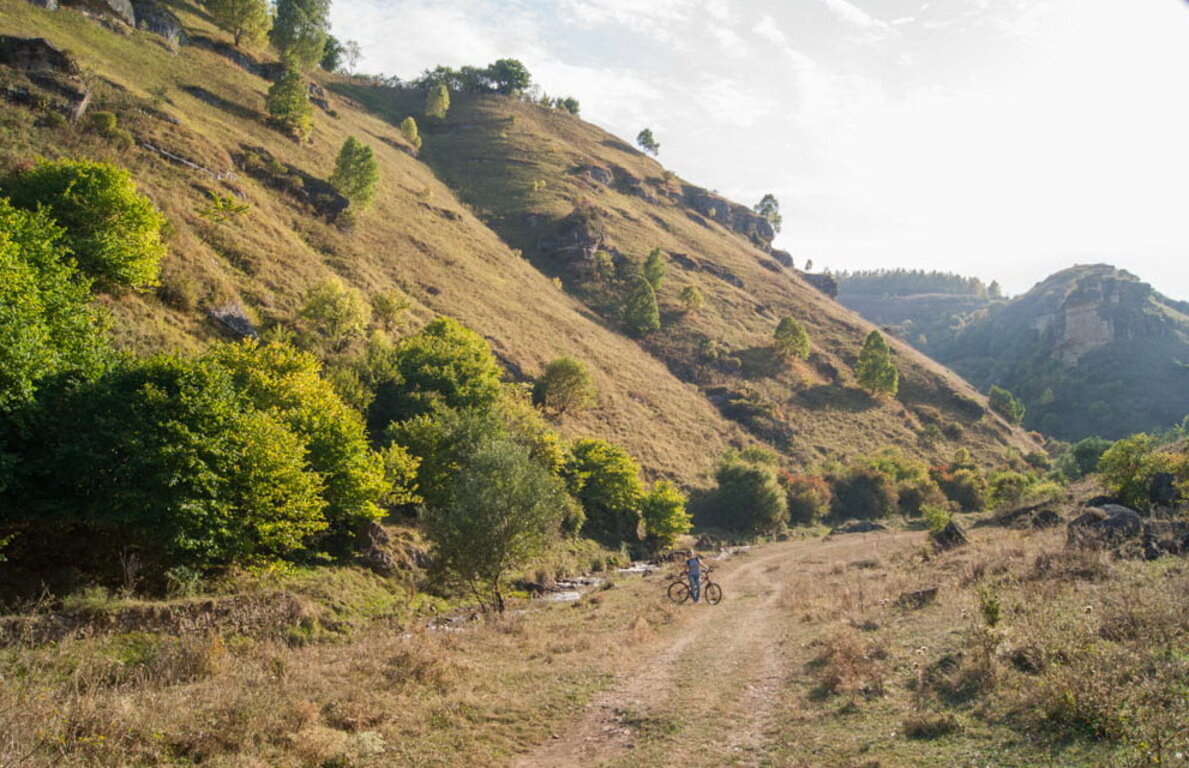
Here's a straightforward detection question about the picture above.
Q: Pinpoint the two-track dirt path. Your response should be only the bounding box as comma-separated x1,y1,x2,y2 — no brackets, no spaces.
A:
514,531,918,768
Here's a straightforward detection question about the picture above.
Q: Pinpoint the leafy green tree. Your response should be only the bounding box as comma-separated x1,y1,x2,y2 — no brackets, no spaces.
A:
754,193,782,233
678,285,704,312
781,473,832,525
641,480,690,552
988,385,1025,425
368,317,504,429
400,116,422,151
266,60,314,141
557,97,580,115
989,470,1030,509
564,438,645,546
1095,434,1186,510
1056,436,1112,480
371,289,409,332
636,128,659,156
425,437,564,612
299,277,371,352
773,316,810,360
269,0,329,70
206,341,391,552
425,83,450,119
0,200,108,415
207,0,270,47
830,465,898,520
330,136,380,208
11,356,328,573
709,460,788,534
643,247,666,291
855,330,898,397
3,159,167,288
320,34,343,70
533,356,596,415
486,58,532,94
623,277,660,337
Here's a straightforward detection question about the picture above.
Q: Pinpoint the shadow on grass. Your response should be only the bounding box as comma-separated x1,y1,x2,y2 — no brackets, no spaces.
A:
796,384,878,412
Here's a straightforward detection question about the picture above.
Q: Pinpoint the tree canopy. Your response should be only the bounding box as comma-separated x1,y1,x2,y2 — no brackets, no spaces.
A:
269,0,330,70
266,59,314,141
855,330,899,397
425,83,450,119
773,316,810,360
636,128,660,156
623,277,660,337
533,356,596,415
330,136,380,208
207,0,270,47
754,193,782,233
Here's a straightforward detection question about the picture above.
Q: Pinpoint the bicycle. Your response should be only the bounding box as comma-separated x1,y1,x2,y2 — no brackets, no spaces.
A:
667,568,723,605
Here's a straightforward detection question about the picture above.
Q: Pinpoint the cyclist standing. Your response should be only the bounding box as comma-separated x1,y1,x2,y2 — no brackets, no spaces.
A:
685,550,708,603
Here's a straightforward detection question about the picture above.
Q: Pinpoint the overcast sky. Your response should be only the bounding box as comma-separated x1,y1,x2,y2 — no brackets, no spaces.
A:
329,0,1189,300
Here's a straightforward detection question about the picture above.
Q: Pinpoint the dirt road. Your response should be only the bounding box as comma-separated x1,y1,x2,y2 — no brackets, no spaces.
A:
515,531,920,768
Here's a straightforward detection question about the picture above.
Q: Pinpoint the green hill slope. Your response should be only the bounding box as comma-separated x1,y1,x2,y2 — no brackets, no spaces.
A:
0,0,1038,483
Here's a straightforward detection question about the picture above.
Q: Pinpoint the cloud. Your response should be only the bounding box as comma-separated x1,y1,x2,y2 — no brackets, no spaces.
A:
817,0,894,33
708,24,750,58
752,15,788,45
566,0,692,47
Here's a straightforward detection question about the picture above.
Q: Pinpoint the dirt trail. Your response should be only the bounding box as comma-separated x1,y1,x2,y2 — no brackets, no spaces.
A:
514,532,917,768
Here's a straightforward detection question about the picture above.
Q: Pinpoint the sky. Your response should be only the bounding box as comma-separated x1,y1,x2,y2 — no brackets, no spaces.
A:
329,0,1189,300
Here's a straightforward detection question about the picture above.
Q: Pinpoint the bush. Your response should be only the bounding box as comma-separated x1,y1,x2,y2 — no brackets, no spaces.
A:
329,136,379,208
988,470,1030,509
781,473,832,525
1096,434,1186,510
266,61,314,141
1056,436,1112,479
678,285,704,312
425,83,450,119
400,116,422,151
989,385,1025,424
532,356,596,415
855,330,898,396
299,278,370,352
773,316,810,360
563,438,645,546
641,481,690,552
922,504,952,533
643,247,666,290
934,467,987,512
623,276,660,336
831,465,898,520
708,460,788,535
3,158,167,288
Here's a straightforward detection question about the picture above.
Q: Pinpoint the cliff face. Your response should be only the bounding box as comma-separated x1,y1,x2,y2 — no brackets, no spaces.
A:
932,265,1189,440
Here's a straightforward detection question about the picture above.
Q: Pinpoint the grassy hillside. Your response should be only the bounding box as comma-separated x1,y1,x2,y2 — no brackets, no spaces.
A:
1,0,1037,485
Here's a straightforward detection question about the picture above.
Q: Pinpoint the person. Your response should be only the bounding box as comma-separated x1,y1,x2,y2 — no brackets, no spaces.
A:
684,550,708,603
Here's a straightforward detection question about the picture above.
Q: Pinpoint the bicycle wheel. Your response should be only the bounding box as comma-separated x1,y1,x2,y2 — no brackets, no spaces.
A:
704,582,723,605
667,580,690,604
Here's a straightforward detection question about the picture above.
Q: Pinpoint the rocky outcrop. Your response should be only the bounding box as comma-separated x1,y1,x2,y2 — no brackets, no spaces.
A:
930,521,969,551
207,303,258,339
574,163,613,186
681,186,775,247
802,272,838,299
0,37,91,118
61,0,135,25
771,249,794,268
132,1,186,45
0,36,80,75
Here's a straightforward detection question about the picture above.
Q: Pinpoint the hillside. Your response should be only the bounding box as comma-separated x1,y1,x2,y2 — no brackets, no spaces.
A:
926,265,1189,440
0,0,1038,484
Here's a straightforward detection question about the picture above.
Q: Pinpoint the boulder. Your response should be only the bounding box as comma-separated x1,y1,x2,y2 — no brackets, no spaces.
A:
62,0,135,25
830,520,888,535
930,521,969,551
206,303,259,339
0,36,80,75
133,1,186,45
1067,505,1142,549
575,163,613,186
24,0,59,9
1032,509,1062,529
1083,494,1122,508
1149,472,1181,508
771,249,794,268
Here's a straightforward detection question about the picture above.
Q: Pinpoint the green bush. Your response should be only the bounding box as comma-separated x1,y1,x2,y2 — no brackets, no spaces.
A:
0,200,108,415
831,465,898,520
709,460,788,535
643,247,666,290
773,316,810,360
922,504,952,533
641,480,690,552
86,111,118,136
1056,436,1112,479
623,276,660,336
1096,434,1187,510
3,158,167,288
678,285,704,312
989,385,1026,424
855,330,899,397
563,438,645,546
266,61,314,141
533,356,596,415
400,116,422,151
935,468,987,512
329,136,380,208
781,473,832,525
298,277,371,352
989,470,1030,509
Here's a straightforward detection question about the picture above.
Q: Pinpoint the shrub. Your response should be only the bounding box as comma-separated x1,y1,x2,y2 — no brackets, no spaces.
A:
988,470,1030,509
299,278,371,352
988,385,1025,424
781,473,832,525
934,467,987,512
678,285,704,312
922,504,952,533
641,480,690,552
623,277,660,336
1095,434,1186,509
36,110,68,129
86,111,118,136
709,460,788,534
902,713,961,740
266,61,314,141
563,438,645,546
855,330,898,397
424,438,565,612
400,116,422,151
831,465,898,520
643,247,666,290
1056,436,1112,479
532,356,596,415
0,200,108,415
773,316,810,360
329,136,379,208
3,158,167,288
425,83,450,119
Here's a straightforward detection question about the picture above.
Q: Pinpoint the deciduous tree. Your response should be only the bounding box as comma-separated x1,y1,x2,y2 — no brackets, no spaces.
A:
636,128,659,155
269,0,330,70
533,356,596,415
207,0,270,47
330,136,379,208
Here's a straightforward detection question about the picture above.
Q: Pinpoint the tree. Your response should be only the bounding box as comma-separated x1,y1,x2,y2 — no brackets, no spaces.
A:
805,259,813,272
557,97,580,115
533,356,596,415
320,35,343,71
371,289,409,332
3,159,167,289
563,438,645,546
988,280,1003,299
299,277,370,352
0,200,107,415
207,0,270,47
830,465,897,520
678,285,704,312
425,438,564,612
266,59,314,141
643,247,666,291
989,385,1025,425
855,330,899,397
330,136,380,208
754,193,782,233
1095,434,1186,510
709,460,787,534
400,116,422,151
486,58,532,94
641,481,690,552
781,473,832,525
368,317,505,429
269,0,330,70
623,277,660,337
425,83,450,119
636,128,659,156
342,40,362,73
773,316,810,360
1056,436,1112,480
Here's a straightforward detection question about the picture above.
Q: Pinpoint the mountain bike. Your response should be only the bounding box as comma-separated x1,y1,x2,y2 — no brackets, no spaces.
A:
667,568,722,605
